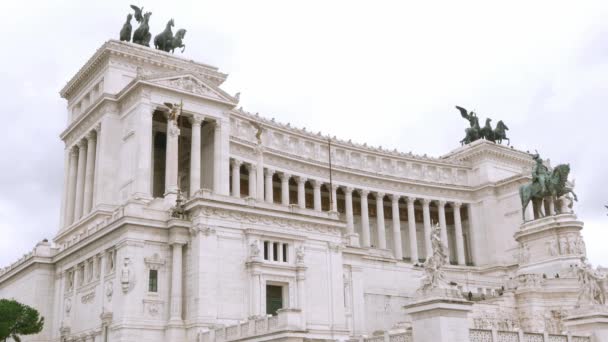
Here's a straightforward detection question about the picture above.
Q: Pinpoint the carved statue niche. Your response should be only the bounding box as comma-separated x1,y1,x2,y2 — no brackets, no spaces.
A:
120,258,134,293
249,240,261,260
295,245,306,265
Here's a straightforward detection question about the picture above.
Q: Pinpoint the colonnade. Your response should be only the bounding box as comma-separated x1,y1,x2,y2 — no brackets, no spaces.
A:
229,158,471,265
64,129,99,226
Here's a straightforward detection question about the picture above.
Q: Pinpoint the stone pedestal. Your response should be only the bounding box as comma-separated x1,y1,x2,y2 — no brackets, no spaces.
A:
514,213,584,275
404,296,473,342
564,306,608,342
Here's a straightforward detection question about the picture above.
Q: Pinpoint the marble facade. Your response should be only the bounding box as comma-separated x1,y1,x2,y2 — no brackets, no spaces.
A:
0,40,601,342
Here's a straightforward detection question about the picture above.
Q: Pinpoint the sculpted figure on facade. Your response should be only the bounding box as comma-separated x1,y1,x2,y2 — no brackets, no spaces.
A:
568,234,578,256
576,257,607,306
249,240,261,260
577,236,587,255
121,258,132,293
546,239,558,256
295,245,305,265
559,236,569,255
517,242,531,264
418,223,455,296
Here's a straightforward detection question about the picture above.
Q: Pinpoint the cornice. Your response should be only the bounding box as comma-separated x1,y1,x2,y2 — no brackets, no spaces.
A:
60,40,227,100
60,97,117,146
230,110,470,168
441,139,534,167
231,139,474,201
186,194,344,237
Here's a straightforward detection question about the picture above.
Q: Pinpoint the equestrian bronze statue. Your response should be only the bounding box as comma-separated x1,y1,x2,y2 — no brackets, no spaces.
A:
456,106,509,145
519,152,578,221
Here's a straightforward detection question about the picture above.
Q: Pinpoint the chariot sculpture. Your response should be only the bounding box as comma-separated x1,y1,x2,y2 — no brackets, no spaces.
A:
456,106,509,145
118,5,187,53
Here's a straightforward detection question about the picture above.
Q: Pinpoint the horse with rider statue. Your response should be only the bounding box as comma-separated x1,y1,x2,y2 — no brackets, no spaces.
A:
119,5,187,54
519,152,577,222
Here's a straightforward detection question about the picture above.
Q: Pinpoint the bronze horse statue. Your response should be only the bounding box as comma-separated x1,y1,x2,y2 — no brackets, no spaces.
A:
493,120,509,145
480,118,493,141
119,14,133,42
519,164,577,221
170,29,187,53
154,19,174,52
133,11,152,46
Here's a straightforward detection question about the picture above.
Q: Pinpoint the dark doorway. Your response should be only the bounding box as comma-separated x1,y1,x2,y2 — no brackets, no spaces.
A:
266,284,283,316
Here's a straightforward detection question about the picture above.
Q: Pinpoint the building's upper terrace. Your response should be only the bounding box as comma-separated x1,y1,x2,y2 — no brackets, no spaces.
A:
230,109,533,189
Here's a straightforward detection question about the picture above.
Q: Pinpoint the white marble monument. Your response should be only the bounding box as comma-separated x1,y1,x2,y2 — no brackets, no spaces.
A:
0,40,601,342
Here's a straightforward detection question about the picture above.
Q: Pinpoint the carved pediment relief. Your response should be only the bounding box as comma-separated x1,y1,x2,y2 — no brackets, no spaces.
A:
145,74,237,104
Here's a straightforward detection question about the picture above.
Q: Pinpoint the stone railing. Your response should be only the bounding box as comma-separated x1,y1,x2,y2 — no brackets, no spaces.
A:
468,329,590,342
200,309,303,342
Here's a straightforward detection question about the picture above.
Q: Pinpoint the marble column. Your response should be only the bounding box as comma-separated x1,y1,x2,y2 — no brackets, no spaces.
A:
74,140,88,220
453,202,466,265
134,103,153,199
256,147,265,201
65,147,79,226
406,197,419,263
359,190,371,247
312,180,322,211
391,194,403,260
344,187,359,246
376,192,386,249
467,204,478,265
437,200,449,255
231,159,241,197
296,177,307,209
170,243,184,322
189,115,203,197
331,185,338,212
422,199,432,258
264,169,274,203
82,131,97,214
212,120,222,194
280,173,290,205
165,120,180,199
247,164,257,198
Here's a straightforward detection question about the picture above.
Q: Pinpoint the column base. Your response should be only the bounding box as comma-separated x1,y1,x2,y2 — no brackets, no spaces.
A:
564,306,608,341
345,233,360,247
166,319,186,342
404,296,473,342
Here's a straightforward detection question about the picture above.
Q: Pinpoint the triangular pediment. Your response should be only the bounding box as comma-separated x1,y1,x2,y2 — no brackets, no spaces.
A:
143,72,238,105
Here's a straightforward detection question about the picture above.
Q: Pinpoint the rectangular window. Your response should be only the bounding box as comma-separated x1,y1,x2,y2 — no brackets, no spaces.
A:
282,244,288,262
148,269,158,292
273,242,279,261
266,285,283,316
264,241,269,260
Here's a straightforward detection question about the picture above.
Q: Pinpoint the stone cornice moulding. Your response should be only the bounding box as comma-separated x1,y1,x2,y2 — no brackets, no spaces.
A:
61,96,118,147
60,40,227,100
230,110,470,168
244,228,308,242
231,140,474,202
188,201,343,237
441,139,534,167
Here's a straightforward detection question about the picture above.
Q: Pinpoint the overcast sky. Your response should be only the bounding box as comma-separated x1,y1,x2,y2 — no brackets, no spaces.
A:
0,1,607,268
